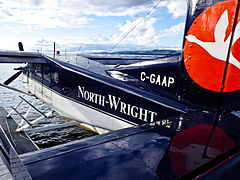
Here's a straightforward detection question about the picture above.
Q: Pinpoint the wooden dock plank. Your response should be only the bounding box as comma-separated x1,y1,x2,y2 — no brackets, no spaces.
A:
0,153,13,180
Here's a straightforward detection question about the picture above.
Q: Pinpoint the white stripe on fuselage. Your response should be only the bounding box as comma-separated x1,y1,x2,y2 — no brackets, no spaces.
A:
23,75,133,131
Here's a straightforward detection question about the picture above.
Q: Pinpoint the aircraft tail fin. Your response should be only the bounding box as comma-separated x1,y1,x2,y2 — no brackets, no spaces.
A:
177,0,240,110
113,0,240,111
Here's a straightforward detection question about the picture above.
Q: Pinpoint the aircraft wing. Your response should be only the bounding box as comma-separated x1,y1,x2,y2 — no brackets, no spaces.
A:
19,110,240,179
81,54,159,65
20,122,174,179
81,52,180,65
0,50,47,63
82,54,157,60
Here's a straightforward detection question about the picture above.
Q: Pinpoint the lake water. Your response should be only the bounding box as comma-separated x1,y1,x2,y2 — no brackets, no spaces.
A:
0,63,96,149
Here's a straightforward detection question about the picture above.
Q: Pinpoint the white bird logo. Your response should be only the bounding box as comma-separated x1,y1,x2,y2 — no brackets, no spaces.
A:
186,10,240,70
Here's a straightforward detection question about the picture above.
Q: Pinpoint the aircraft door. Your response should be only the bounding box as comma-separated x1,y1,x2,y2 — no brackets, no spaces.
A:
42,64,52,105
31,63,43,98
22,64,29,88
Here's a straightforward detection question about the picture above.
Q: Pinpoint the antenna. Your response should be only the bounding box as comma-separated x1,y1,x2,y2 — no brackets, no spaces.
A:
53,42,56,59
64,43,69,62
75,45,81,65
76,45,81,56
40,40,43,54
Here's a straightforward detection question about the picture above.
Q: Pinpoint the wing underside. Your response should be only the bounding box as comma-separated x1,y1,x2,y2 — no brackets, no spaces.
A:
0,51,47,63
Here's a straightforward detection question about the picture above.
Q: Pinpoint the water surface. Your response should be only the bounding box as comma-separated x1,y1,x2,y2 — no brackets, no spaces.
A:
0,63,96,149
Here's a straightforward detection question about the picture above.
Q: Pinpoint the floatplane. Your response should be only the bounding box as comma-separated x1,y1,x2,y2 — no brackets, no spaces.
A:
0,44,183,133
0,40,187,133
0,0,240,179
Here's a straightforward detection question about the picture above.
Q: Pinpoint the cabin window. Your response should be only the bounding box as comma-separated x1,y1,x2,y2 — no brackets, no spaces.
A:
34,64,42,78
53,72,59,84
42,65,51,82
28,64,33,77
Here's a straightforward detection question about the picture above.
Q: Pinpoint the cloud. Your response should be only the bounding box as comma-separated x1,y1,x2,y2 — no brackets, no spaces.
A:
0,0,157,19
161,0,187,18
0,0,187,31
44,18,185,52
112,17,158,47
0,0,186,29
159,22,185,38
40,0,157,17
107,17,185,50
0,0,187,52
0,4,93,29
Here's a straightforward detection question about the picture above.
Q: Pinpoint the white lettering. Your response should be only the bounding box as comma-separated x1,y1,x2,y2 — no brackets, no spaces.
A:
131,106,138,118
156,75,161,85
162,76,167,87
139,108,148,122
120,102,127,114
99,95,105,106
78,86,158,123
139,72,175,87
108,95,121,110
149,111,158,122
89,92,95,103
84,91,89,100
94,94,99,104
140,72,146,81
78,86,105,107
150,74,156,83
78,86,84,98
168,77,175,87
127,103,131,116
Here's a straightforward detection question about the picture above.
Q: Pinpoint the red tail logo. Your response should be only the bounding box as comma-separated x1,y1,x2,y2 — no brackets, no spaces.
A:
184,0,240,92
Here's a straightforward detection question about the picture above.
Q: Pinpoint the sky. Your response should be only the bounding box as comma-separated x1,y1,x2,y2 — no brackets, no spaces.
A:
0,0,187,53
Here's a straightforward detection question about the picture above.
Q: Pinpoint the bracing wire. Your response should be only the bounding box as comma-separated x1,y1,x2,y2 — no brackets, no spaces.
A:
108,0,163,53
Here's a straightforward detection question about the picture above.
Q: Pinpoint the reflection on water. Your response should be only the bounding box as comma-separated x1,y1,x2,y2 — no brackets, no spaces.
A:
0,63,96,149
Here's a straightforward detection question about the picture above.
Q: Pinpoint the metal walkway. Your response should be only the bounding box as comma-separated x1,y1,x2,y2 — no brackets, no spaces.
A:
0,155,13,180
0,107,38,154
0,106,34,179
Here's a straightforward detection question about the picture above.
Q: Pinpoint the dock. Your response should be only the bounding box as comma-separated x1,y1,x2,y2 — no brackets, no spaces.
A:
0,155,13,180
0,106,35,179
0,107,38,154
